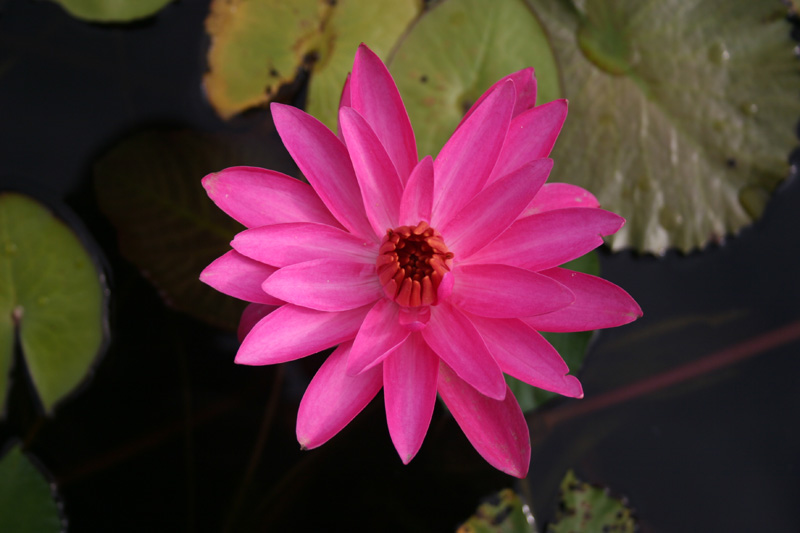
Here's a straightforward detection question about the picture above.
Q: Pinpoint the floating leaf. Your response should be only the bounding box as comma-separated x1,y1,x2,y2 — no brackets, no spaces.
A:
389,0,560,158
204,0,421,126
548,470,636,533
48,0,173,22
94,128,288,330
457,488,534,533
0,193,107,415
506,253,598,413
527,0,800,253
0,444,63,533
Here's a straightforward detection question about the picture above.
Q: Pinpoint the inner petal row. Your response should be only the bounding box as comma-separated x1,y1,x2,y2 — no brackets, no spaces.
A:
376,221,453,308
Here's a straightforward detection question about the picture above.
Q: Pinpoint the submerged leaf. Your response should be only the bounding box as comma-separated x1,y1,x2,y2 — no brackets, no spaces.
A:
458,488,534,533
0,445,63,533
48,0,173,22
548,470,636,533
204,0,421,125
527,0,800,253
0,193,107,415
389,0,560,158
94,128,290,330
506,253,597,413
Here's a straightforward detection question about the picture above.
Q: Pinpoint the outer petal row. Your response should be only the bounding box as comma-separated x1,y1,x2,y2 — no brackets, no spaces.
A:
200,250,281,305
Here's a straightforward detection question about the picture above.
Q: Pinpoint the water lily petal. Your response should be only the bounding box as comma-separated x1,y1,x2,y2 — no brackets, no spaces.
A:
348,299,410,376
451,264,574,318
202,166,339,229
440,159,552,259
236,304,370,365
263,260,382,312
459,68,537,126
399,156,434,226
297,341,383,449
339,106,403,234
231,222,377,267
350,44,418,183
466,208,624,271
488,99,568,184
383,334,438,464
523,268,643,332
200,250,281,305
467,314,583,397
431,80,515,227
336,73,351,141
271,103,373,238
421,303,506,400
237,303,278,342
437,361,530,478
522,183,600,216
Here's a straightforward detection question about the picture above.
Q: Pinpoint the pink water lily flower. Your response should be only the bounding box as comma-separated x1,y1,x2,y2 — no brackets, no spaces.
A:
200,44,641,477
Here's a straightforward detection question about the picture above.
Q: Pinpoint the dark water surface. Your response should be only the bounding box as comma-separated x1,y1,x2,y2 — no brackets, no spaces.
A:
1,1,798,531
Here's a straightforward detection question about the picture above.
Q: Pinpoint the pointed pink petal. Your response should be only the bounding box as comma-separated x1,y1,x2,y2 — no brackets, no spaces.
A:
348,299,410,375
465,208,624,272
398,306,430,331
523,183,600,216
431,80,515,227
421,303,506,400
350,44,418,183
467,315,583,397
202,166,339,229
262,259,382,312
297,341,383,449
231,222,378,267
337,73,352,137
339,107,403,234
237,303,278,342
459,68,537,126
437,361,530,478
383,334,438,464
523,268,642,332
200,250,282,305
439,159,552,259
451,264,574,318
271,103,373,238
236,304,370,365
488,99,568,184
399,156,434,226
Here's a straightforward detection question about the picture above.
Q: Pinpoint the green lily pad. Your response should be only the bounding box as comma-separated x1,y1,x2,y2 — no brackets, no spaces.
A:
48,0,173,22
203,0,421,126
527,0,799,253
548,470,636,533
506,252,598,413
389,0,561,158
457,488,534,533
0,444,64,533
94,128,289,330
0,193,107,415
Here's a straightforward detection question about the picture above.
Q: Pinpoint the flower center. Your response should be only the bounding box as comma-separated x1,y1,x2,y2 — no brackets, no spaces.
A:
376,221,453,308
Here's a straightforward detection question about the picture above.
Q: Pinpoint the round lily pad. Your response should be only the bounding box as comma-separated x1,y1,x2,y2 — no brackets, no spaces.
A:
0,193,108,415
528,0,800,253
0,444,64,533
48,0,174,22
389,0,561,158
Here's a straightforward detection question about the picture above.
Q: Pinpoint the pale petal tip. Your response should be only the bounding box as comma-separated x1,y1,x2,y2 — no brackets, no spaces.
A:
563,375,584,399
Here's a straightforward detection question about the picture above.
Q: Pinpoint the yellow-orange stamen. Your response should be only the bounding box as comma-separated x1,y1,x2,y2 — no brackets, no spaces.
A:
376,221,453,307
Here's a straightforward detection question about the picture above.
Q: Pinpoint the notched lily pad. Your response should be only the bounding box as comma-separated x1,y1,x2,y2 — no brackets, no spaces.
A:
0,443,64,533
389,0,561,158
203,0,421,127
528,0,800,253
48,0,174,22
0,193,108,415
458,488,534,533
506,253,597,413
548,470,636,533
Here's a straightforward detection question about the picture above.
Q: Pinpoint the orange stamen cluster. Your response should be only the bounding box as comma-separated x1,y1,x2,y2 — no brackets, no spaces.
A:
377,221,453,307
